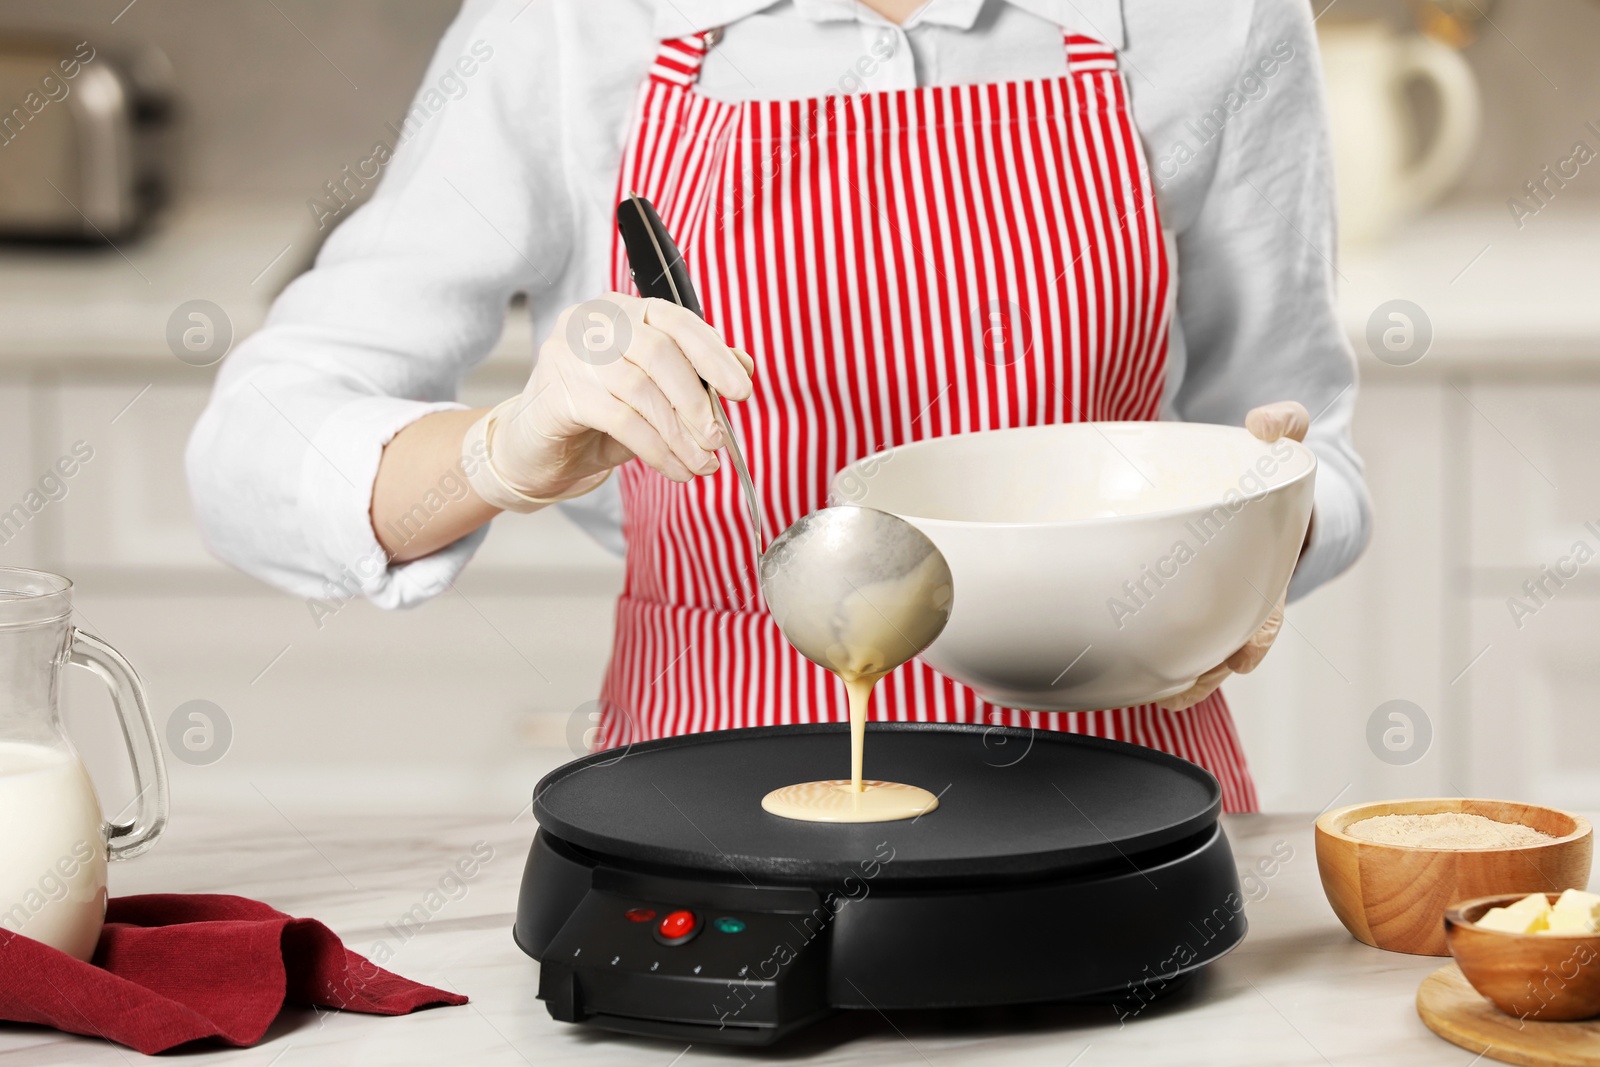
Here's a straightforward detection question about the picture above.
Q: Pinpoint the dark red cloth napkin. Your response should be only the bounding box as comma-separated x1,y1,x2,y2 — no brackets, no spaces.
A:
0,894,467,1055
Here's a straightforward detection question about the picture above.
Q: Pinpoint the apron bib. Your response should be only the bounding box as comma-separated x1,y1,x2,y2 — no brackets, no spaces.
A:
597,27,1259,812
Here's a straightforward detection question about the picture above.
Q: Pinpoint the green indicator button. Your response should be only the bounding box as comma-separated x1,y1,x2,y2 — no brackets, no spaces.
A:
713,917,746,934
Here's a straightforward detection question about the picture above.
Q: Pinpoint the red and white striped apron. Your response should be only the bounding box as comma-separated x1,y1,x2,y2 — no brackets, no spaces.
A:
597,26,1259,812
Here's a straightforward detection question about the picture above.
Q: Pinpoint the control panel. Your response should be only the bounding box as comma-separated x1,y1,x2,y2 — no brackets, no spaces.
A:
537,885,831,1044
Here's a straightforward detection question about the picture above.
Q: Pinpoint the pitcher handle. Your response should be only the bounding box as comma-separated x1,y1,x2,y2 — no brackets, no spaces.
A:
1394,35,1481,216
69,628,170,861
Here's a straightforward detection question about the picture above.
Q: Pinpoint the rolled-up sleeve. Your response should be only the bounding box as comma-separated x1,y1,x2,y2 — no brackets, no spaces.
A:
1166,0,1372,601
185,0,574,608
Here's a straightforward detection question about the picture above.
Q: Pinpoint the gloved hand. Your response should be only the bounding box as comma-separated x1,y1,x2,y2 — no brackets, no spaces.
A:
1158,401,1310,712
473,293,754,505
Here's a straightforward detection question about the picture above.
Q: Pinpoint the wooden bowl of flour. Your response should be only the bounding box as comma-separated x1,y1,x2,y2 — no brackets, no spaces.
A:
1316,799,1592,956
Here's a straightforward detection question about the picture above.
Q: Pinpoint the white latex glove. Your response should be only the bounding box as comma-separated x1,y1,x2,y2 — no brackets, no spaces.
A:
484,293,754,502
1158,401,1310,712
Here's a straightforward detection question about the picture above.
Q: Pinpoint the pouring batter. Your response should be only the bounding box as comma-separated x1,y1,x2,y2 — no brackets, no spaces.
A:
761,531,948,823
760,674,940,822
186,0,1373,816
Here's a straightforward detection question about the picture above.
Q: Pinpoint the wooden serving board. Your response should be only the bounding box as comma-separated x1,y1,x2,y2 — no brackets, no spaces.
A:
1418,964,1600,1066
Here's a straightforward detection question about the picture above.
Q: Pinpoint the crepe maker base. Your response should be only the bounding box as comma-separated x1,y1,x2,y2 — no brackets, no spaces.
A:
516,723,1246,1045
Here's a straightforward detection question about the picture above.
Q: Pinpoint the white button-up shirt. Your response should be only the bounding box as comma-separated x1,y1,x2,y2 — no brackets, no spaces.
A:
187,0,1370,609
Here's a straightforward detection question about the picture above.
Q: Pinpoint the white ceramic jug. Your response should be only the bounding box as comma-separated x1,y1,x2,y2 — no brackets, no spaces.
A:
1317,19,1481,245
0,568,168,960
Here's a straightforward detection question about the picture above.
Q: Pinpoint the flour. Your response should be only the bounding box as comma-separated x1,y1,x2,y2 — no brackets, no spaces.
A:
1344,812,1554,849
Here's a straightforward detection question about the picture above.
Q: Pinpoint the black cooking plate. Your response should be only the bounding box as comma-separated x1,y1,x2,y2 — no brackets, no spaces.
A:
531,722,1220,883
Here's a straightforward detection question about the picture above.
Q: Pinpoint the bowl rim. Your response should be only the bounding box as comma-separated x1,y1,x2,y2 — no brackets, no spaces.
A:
1445,892,1600,940
830,421,1318,529
1315,798,1593,852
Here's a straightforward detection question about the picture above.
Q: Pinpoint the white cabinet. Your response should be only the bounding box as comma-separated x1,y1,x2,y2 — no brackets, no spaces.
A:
1453,380,1600,809
17,314,1600,813
1226,373,1451,809
1230,367,1600,811
1463,381,1600,570
10,364,622,815
1468,596,1600,809
0,373,41,567
35,360,1600,814
53,378,222,571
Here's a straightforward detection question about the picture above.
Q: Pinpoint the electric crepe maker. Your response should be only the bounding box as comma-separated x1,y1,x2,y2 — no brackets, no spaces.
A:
514,722,1246,1045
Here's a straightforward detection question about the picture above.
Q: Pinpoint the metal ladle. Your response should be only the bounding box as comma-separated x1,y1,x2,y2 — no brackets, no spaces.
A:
614,193,949,637
759,506,955,679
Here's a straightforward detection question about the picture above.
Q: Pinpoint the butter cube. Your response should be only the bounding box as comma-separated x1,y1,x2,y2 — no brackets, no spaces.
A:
1505,892,1553,921
1476,906,1543,934
1475,894,1552,934
1537,910,1596,936
1552,888,1600,924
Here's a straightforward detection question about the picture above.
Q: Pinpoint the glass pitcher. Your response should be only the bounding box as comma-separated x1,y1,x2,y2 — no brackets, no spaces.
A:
0,568,168,960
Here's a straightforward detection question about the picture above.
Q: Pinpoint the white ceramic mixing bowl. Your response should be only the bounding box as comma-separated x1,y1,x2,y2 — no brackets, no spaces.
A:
831,422,1317,712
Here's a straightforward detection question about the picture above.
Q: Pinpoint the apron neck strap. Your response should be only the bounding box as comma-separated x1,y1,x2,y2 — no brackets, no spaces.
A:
648,30,720,89
649,27,1116,91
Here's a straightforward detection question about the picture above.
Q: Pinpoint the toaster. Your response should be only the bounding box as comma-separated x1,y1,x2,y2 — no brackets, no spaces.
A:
0,36,175,241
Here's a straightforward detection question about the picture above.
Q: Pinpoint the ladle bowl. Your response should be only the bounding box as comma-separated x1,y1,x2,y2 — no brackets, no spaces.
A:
759,506,953,679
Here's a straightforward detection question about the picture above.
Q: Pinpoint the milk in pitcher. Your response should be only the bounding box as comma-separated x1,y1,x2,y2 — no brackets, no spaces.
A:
0,741,108,960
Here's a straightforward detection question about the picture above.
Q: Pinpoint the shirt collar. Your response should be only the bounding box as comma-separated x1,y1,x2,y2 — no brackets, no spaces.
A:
792,0,982,28
652,0,1125,48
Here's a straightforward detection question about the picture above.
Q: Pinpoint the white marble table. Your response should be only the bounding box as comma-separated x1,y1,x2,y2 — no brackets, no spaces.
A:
0,802,1525,1066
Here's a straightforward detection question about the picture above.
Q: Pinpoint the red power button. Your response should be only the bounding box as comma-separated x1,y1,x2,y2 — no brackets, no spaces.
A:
655,910,699,946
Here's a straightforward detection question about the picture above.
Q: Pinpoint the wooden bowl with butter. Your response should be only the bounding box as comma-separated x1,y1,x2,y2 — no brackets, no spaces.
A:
1315,799,1592,956
1445,892,1600,1021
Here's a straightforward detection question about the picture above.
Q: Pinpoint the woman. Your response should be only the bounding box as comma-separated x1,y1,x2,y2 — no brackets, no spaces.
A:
188,0,1370,812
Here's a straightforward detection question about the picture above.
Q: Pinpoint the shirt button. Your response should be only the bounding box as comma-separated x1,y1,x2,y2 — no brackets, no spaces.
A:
877,30,897,56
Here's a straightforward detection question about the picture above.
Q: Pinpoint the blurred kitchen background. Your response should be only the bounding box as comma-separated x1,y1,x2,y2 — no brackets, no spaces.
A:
0,0,1597,820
